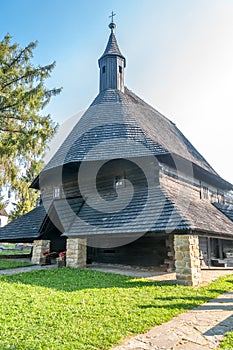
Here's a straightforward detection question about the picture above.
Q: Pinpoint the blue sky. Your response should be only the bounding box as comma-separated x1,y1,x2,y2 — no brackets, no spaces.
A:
1,0,233,183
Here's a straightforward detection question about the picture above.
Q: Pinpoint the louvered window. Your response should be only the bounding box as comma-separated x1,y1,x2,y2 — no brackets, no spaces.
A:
53,187,61,199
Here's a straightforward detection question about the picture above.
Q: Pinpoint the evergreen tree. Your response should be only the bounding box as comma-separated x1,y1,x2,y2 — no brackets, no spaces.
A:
0,34,61,217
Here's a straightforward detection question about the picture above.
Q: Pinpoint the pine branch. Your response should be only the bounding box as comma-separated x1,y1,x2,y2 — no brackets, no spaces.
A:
1,63,55,90
0,102,20,112
0,34,60,215
0,127,25,133
3,41,38,72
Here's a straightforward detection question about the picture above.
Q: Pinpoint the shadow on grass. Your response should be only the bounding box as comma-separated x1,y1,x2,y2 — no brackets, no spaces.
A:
1,267,233,295
0,267,177,292
139,300,233,311
139,290,233,312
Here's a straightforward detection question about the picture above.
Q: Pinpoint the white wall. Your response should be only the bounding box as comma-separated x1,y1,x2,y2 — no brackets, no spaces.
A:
0,215,8,227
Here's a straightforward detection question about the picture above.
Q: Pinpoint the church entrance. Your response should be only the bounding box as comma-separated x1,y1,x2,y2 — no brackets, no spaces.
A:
39,215,67,255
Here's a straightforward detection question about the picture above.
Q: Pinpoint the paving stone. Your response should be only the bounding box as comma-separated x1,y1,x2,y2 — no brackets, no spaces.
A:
0,264,56,275
173,342,209,350
113,290,233,350
177,327,209,346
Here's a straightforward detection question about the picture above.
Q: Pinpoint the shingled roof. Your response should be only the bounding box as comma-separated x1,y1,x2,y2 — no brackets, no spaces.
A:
61,179,233,239
0,206,46,242
1,180,233,242
42,87,219,180
99,31,125,63
162,177,233,237
41,197,84,233
33,179,233,240
60,187,189,238
213,203,233,222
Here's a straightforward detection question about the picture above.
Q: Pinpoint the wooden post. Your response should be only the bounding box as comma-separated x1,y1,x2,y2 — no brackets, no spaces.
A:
207,237,211,267
218,239,223,259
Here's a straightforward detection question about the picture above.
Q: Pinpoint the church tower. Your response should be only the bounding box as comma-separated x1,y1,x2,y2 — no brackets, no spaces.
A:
98,15,126,93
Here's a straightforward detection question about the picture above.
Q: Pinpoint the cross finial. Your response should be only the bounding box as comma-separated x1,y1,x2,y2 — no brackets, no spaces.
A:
109,11,116,32
109,11,116,23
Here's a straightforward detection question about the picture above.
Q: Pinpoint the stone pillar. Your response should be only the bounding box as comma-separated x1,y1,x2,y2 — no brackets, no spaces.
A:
174,234,202,287
66,238,87,268
31,240,50,265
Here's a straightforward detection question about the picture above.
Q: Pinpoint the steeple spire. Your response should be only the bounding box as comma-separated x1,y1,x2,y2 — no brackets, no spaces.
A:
98,13,126,93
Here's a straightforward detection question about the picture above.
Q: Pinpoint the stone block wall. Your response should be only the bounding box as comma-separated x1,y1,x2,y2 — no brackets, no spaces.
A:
66,238,87,268
31,240,50,265
174,234,202,287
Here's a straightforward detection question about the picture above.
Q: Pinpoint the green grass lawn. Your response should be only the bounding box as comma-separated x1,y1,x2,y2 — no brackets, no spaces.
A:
220,332,233,349
0,268,233,350
0,249,31,255
0,259,32,270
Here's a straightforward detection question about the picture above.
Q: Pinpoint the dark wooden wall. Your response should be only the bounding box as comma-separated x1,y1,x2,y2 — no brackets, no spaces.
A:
199,236,233,267
87,235,167,267
41,157,159,204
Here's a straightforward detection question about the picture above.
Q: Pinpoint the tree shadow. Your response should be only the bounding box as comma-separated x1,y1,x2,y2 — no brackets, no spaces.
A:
0,267,177,292
204,315,233,336
139,289,233,312
139,300,233,311
1,268,233,296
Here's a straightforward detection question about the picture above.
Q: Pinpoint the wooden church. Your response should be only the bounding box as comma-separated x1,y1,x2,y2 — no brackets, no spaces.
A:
1,18,233,286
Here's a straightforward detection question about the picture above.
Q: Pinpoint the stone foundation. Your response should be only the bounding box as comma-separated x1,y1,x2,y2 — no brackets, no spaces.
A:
31,240,50,265
66,238,87,268
174,234,202,287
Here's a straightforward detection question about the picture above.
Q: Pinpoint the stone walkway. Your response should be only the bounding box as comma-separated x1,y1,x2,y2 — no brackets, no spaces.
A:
112,291,233,350
0,264,56,275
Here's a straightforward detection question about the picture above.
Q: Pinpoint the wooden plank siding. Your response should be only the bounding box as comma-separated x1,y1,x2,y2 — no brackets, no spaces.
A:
42,158,159,203
87,235,167,267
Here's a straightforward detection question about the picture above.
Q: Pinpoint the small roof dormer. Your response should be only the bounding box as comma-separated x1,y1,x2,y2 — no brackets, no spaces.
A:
98,14,126,93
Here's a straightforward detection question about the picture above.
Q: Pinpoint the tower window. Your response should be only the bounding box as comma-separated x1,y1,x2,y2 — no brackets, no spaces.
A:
200,186,209,200
53,187,61,199
8,189,11,199
102,66,106,73
119,66,122,73
114,175,125,188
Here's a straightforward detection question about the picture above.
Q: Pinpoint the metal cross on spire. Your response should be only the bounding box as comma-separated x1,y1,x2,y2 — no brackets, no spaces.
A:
109,11,116,23
109,11,116,31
